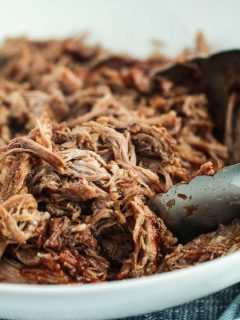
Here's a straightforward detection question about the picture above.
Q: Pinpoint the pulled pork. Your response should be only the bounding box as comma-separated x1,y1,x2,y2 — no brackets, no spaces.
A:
0,34,238,284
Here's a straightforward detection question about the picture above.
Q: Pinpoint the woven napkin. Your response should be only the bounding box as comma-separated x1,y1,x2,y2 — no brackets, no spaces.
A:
120,283,240,320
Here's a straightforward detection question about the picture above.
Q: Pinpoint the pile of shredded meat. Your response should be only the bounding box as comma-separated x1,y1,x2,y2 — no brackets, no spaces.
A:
0,33,239,284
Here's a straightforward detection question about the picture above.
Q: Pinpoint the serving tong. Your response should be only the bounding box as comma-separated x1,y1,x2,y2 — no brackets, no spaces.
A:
149,50,240,241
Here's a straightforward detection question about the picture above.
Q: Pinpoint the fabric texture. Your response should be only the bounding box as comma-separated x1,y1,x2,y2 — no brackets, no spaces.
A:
122,283,240,320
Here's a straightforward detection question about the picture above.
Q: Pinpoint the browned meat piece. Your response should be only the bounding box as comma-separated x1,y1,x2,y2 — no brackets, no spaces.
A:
118,199,176,279
0,258,33,284
20,253,70,285
44,216,96,251
190,161,223,179
67,93,135,128
160,220,240,272
0,194,49,245
2,136,65,171
0,239,6,259
0,153,30,201
58,249,109,283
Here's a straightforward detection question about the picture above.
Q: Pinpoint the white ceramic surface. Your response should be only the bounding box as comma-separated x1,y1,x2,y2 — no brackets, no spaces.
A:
0,1,240,319
0,253,240,320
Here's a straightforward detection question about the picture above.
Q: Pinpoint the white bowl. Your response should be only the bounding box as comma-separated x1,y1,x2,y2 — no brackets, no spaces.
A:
0,253,240,320
0,0,240,319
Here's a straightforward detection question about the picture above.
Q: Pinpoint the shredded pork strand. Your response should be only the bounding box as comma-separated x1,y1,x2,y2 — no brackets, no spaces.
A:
0,34,238,284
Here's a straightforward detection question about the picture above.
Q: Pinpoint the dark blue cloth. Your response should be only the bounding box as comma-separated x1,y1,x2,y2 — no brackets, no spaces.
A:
122,284,240,320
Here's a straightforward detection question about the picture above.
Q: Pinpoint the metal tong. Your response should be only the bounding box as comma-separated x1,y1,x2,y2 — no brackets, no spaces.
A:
149,50,240,241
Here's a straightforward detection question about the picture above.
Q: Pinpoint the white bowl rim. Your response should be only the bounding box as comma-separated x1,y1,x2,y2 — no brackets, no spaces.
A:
0,251,239,294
